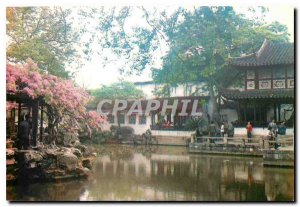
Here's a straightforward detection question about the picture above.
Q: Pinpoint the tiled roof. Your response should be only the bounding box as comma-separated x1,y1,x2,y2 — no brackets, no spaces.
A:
229,39,294,67
220,88,294,99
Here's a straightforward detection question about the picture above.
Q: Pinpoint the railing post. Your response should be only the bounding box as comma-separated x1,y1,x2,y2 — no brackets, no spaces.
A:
191,134,195,143
224,137,228,145
264,138,269,149
207,137,210,144
259,137,263,149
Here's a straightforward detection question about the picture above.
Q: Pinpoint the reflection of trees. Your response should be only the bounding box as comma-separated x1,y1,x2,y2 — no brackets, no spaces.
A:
264,168,294,201
7,145,294,201
8,180,88,201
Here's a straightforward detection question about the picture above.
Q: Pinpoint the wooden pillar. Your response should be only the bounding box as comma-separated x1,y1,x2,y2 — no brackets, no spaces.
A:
31,100,39,146
253,102,256,123
237,101,240,122
278,103,281,121
243,102,247,123
18,102,21,125
39,103,44,143
273,103,277,121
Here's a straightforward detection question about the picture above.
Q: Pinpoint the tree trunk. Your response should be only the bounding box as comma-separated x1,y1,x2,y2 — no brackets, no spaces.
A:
208,84,218,122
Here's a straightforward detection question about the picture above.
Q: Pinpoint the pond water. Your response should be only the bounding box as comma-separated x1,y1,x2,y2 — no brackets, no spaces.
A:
7,144,294,201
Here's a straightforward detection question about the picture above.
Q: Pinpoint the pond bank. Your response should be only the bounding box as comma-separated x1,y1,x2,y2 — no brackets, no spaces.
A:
189,142,294,168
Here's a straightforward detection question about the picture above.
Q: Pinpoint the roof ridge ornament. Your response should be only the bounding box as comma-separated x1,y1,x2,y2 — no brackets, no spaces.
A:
256,39,269,58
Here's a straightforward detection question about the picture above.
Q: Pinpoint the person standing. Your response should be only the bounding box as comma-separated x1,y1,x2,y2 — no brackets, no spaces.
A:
224,121,229,136
246,122,253,142
220,122,225,137
208,121,217,143
278,121,286,137
18,115,30,150
269,119,279,149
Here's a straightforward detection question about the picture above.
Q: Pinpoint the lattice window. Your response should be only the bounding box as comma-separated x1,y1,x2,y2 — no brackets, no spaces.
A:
273,80,286,89
108,115,115,124
259,80,271,89
129,115,136,124
118,114,125,124
139,115,147,125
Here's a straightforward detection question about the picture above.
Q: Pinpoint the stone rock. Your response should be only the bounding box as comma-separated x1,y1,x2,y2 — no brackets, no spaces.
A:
63,132,79,147
6,159,16,165
7,174,16,181
82,159,92,169
57,152,78,171
6,148,15,157
74,142,87,153
82,167,90,174
44,169,66,176
75,167,90,176
6,140,14,148
71,148,82,158
40,156,57,169
61,147,72,153
44,148,58,157
82,146,96,157
24,151,44,163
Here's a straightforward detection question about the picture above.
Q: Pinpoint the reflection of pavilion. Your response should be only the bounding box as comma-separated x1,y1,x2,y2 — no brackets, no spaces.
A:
96,153,265,183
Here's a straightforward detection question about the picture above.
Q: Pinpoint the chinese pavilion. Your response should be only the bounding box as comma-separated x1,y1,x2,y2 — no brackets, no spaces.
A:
220,39,294,127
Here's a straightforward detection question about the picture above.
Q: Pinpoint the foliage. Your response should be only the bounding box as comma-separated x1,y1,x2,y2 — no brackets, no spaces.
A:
6,59,107,142
82,131,113,144
110,125,135,139
89,81,145,107
184,117,208,131
153,7,290,89
92,6,290,118
6,7,92,79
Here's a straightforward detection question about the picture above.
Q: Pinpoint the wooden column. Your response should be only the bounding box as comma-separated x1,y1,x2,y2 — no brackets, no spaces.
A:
237,101,241,123
278,103,281,121
18,102,21,125
273,103,277,121
253,102,256,123
17,102,21,141
39,103,44,143
31,100,39,146
243,102,247,123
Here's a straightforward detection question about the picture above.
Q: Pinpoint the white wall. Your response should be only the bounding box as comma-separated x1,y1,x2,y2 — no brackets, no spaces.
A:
234,127,294,136
108,114,152,135
135,82,208,98
151,130,193,137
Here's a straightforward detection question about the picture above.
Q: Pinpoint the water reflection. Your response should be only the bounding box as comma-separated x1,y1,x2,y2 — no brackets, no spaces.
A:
7,145,294,201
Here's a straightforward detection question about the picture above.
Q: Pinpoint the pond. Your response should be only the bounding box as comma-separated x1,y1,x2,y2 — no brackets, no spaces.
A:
7,144,294,201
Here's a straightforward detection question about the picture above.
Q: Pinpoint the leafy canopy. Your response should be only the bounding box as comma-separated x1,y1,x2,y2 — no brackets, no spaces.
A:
93,6,290,95
6,7,92,79
90,81,145,107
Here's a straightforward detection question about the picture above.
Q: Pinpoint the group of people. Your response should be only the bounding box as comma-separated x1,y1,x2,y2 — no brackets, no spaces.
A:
200,119,286,149
246,120,286,149
208,121,234,138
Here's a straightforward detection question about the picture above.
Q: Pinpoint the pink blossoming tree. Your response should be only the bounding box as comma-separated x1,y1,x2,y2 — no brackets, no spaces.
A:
7,59,107,143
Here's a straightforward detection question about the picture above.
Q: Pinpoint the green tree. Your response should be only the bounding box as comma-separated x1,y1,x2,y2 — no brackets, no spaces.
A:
94,6,290,118
6,7,91,79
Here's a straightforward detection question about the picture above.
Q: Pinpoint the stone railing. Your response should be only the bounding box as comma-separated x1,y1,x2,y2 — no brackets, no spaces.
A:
190,135,294,150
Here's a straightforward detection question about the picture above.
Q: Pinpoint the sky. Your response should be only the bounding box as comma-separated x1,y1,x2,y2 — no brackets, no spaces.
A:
72,6,295,89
